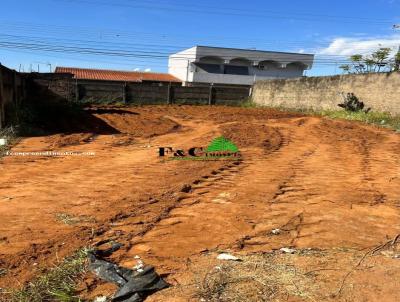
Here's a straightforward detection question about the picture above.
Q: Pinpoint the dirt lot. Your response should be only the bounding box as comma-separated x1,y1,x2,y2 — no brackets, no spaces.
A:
0,105,400,301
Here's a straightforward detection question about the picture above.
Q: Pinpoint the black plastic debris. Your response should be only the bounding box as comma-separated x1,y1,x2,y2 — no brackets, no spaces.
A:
92,242,124,258
88,245,169,302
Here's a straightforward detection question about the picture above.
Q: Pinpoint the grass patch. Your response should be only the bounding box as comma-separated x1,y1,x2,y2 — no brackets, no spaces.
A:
0,98,85,156
317,110,400,131
5,249,90,302
55,213,96,226
239,99,257,108
0,126,20,158
245,100,400,131
194,254,319,302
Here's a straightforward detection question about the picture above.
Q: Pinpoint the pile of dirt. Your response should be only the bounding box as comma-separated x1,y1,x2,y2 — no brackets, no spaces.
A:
127,105,300,122
89,107,181,137
15,100,118,136
17,102,181,139
219,122,283,151
314,118,386,143
44,133,95,148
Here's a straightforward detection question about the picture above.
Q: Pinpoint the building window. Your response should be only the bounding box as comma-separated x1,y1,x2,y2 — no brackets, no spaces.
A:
194,63,222,74
224,65,249,75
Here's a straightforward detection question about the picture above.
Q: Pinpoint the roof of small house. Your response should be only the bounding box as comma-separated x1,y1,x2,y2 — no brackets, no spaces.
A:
55,67,181,83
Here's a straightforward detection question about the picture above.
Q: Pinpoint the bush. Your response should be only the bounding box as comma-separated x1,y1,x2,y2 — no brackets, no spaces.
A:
338,93,371,113
0,126,19,157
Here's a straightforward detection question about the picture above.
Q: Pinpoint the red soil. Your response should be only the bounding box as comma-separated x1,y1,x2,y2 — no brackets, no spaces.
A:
0,105,399,301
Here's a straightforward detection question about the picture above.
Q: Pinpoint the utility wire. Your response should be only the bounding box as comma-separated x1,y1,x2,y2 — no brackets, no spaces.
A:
57,0,396,25
0,33,352,60
0,40,353,66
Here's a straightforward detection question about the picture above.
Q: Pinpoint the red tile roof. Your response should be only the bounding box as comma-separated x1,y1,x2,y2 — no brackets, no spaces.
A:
55,67,181,83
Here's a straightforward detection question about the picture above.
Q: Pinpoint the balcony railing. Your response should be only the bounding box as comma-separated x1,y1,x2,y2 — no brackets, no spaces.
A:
193,73,277,85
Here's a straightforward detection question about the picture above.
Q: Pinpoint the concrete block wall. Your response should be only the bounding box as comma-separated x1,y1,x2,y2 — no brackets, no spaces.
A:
252,72,400,115
0,65,26,127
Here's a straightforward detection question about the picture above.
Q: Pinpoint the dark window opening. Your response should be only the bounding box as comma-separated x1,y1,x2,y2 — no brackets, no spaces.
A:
224,65,249,75
194,63,222,74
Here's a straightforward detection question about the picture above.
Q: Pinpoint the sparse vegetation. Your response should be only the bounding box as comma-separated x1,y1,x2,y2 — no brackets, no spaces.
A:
338,93,370,113
55,213,96,225
194,254,319,302
0,126,19,157
5,249,90,302
395,51,400,71
3,101,41,137
339,47,397,74
318,109,400,131
248,103,400,132
239,99,257,108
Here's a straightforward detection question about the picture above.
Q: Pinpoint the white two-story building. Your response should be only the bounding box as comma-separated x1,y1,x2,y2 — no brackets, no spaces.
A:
168,46,314,86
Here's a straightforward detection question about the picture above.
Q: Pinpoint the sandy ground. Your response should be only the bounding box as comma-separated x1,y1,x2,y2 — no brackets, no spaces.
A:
0,105,399,301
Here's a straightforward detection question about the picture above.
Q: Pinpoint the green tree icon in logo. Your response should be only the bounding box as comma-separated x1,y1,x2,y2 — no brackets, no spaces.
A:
206,136,239,153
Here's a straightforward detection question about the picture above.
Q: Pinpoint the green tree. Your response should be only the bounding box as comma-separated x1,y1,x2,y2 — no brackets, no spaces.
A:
394,51,400,71
340,47,393,74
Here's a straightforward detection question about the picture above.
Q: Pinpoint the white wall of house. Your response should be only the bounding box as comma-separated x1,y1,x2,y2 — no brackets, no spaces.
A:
168,46,314,86
168,47,197,84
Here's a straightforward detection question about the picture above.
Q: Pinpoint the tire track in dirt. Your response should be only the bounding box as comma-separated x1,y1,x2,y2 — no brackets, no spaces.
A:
79,113,400,301
234,130,322,250
116,114,399,270
96,124,289,273
111,126,294,271
241,118,400,252
0,115,228,288
104,159,247,271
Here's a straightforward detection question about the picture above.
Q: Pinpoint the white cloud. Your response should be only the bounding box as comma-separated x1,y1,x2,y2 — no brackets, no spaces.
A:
134,68,140,71
144,68,152,72
318,35,400,56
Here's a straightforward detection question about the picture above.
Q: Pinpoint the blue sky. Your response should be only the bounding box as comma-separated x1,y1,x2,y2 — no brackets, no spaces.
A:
1,0,399,76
